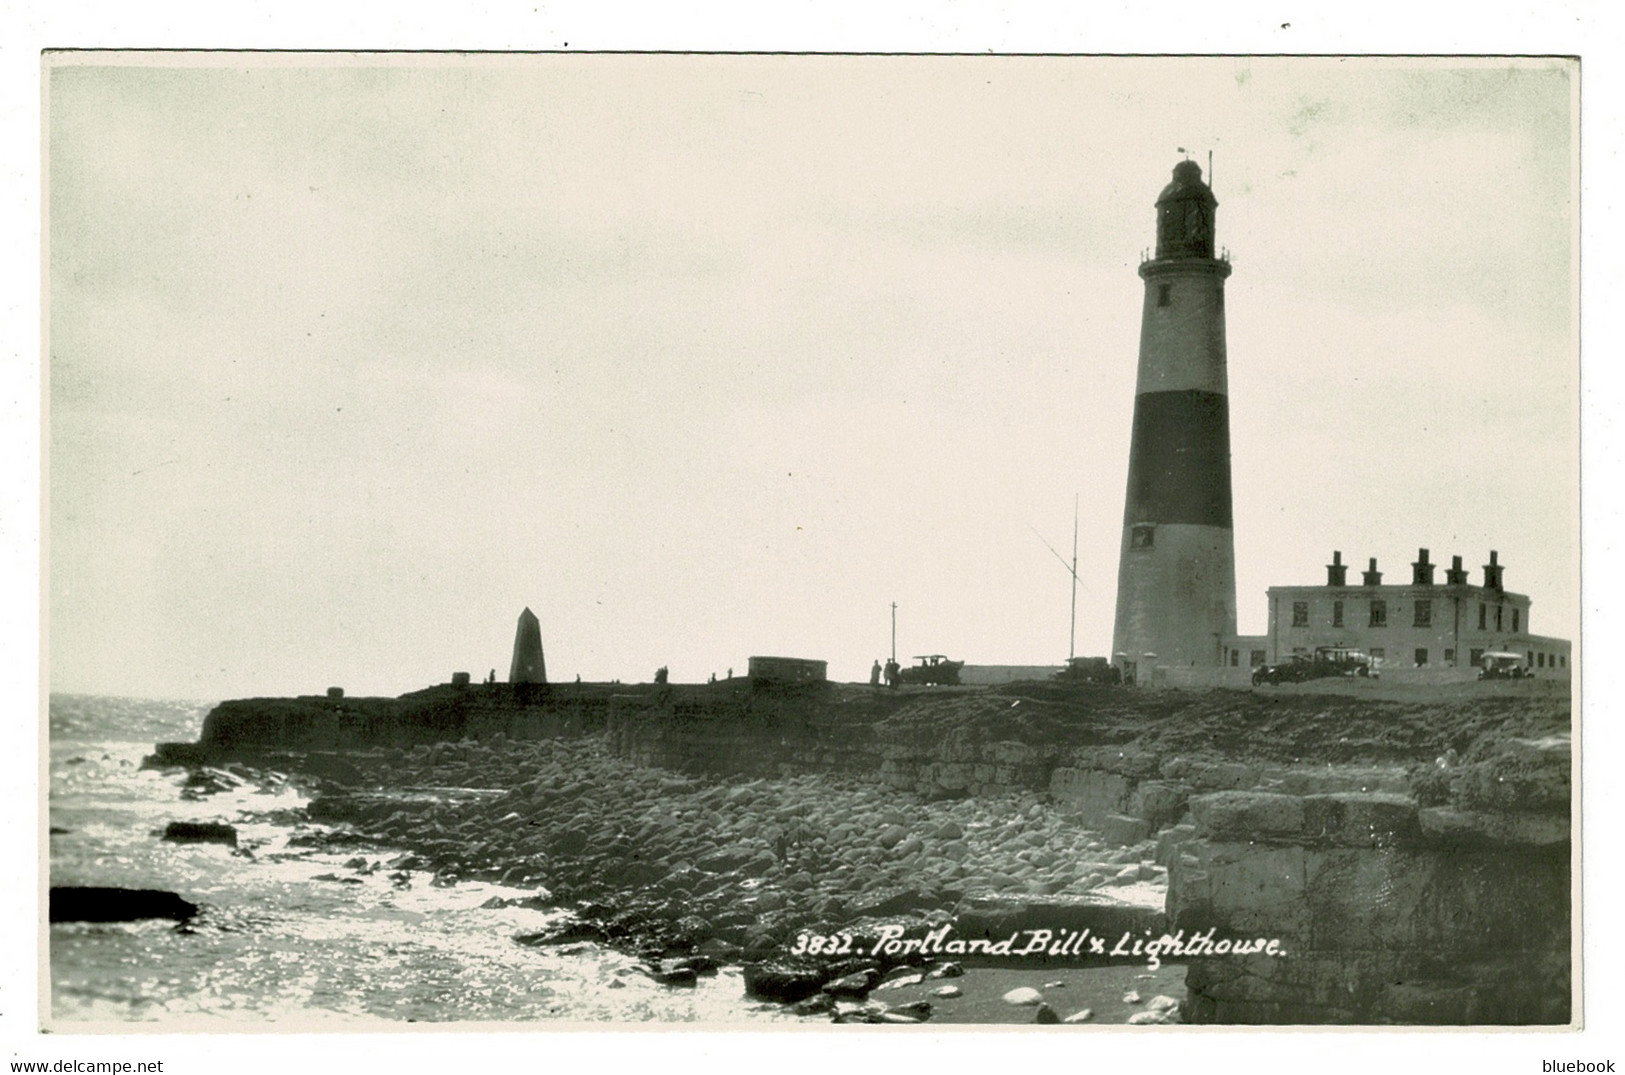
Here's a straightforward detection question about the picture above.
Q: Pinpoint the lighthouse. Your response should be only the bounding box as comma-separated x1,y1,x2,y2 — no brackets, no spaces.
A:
1112,160,1238,681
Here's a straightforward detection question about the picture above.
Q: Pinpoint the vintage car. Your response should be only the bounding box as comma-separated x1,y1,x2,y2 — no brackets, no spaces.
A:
898,654,964,686
1253,646,1372,685
1053,656,1123,685
1478,652,1530,680
1252,653,1313,685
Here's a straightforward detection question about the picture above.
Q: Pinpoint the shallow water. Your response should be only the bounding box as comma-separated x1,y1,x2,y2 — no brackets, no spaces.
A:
48,694,790,1025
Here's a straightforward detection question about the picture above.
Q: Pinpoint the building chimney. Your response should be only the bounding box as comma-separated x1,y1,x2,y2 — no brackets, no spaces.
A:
1483,550,1504,591
1411,547,1435,586
1326,550,1347,587
1445,554,1469,585
1362,557,1383,586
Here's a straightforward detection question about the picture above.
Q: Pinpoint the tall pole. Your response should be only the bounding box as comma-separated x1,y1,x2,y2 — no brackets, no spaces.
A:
1069,493,1079,661
890,602,897,663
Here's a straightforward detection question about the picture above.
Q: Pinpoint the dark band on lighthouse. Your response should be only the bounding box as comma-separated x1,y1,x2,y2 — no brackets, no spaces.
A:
1123,389,1233,528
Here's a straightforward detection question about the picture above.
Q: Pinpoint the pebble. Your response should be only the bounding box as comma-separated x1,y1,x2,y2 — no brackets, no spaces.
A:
1123,990,1141,1004
1063,1008,1095,1023
1002,987,1045,1006
1034,1003,1060,1025
932,985,962,998
877,972,925,990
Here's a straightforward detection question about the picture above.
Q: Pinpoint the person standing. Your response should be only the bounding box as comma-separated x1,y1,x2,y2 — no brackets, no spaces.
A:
870,659,882,687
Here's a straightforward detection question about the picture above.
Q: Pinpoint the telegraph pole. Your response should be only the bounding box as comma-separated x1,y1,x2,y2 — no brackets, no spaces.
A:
1070,493,1079,661
889,602,897,663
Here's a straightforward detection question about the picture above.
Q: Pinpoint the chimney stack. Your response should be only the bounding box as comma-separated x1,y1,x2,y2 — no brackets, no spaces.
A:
1445,554,1469,585
1362,557,1383,586
1411,548,1435,586
1326,551,1347,587
1483,551,1504,591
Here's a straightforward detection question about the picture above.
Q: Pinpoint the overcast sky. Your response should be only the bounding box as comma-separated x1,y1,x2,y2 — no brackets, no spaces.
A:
46,54,1577,699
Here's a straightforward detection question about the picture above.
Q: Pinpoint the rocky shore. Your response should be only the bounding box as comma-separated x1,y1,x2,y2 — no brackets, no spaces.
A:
156,677,1572,1024
270,734,1173,1021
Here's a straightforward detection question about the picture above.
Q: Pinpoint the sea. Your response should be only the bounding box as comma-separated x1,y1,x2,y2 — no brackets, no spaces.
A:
47,694,787,1026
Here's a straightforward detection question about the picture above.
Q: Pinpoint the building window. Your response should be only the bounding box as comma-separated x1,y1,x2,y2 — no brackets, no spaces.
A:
1527,651,1534,666
1251,649,1266,668
1369,599,1387,627
1332,600,1344,627
1415,648,1428,667
1496,605,1504,632
1292,601,1309,627
1470,647,1484,668
1413,599,1431,628
1561,655,1567,668
1444,648,1456,665
1158,284,1172,307
1512,608,1520,632
1131,525,1154,549
1478,603,1487,630
1229,649,1239,667
1537,652,1545,668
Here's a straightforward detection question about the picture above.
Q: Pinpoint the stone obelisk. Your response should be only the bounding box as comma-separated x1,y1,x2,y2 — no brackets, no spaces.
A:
509,607,547,684
1111,160,1238,681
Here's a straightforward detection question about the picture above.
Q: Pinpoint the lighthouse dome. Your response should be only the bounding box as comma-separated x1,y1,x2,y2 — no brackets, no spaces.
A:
1154,160,1218,259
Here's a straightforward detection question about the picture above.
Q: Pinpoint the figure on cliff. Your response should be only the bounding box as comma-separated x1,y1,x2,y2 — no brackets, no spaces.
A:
870,660,882,687
654,666,669,685
884,658,900,688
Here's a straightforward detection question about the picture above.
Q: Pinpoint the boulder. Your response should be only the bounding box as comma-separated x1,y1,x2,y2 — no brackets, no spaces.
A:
823,968,881,997
1301,793,1421,847
50,886,198,923
1188,791,1305,840
1104,814,1153,846
162,821,238,846
743,960,830,1003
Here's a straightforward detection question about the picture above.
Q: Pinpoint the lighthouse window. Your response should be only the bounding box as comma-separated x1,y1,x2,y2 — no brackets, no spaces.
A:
1131,525,1155,549
1158,284,1171,307
1332,600,1344,627
1291,601,1308,627
1369,599,1387,627
1414,599,1432,628
1512,608,1520,632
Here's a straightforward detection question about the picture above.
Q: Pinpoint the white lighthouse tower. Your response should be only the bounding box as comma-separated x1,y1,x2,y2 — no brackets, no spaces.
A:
1112,160,1238,682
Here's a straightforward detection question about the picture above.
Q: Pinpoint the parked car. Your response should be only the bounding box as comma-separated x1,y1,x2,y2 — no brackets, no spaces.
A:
898,654,964,686
1253,647,1372,685
1252,654,1313,685
1053,656,1123,685
1478,652,1530,680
